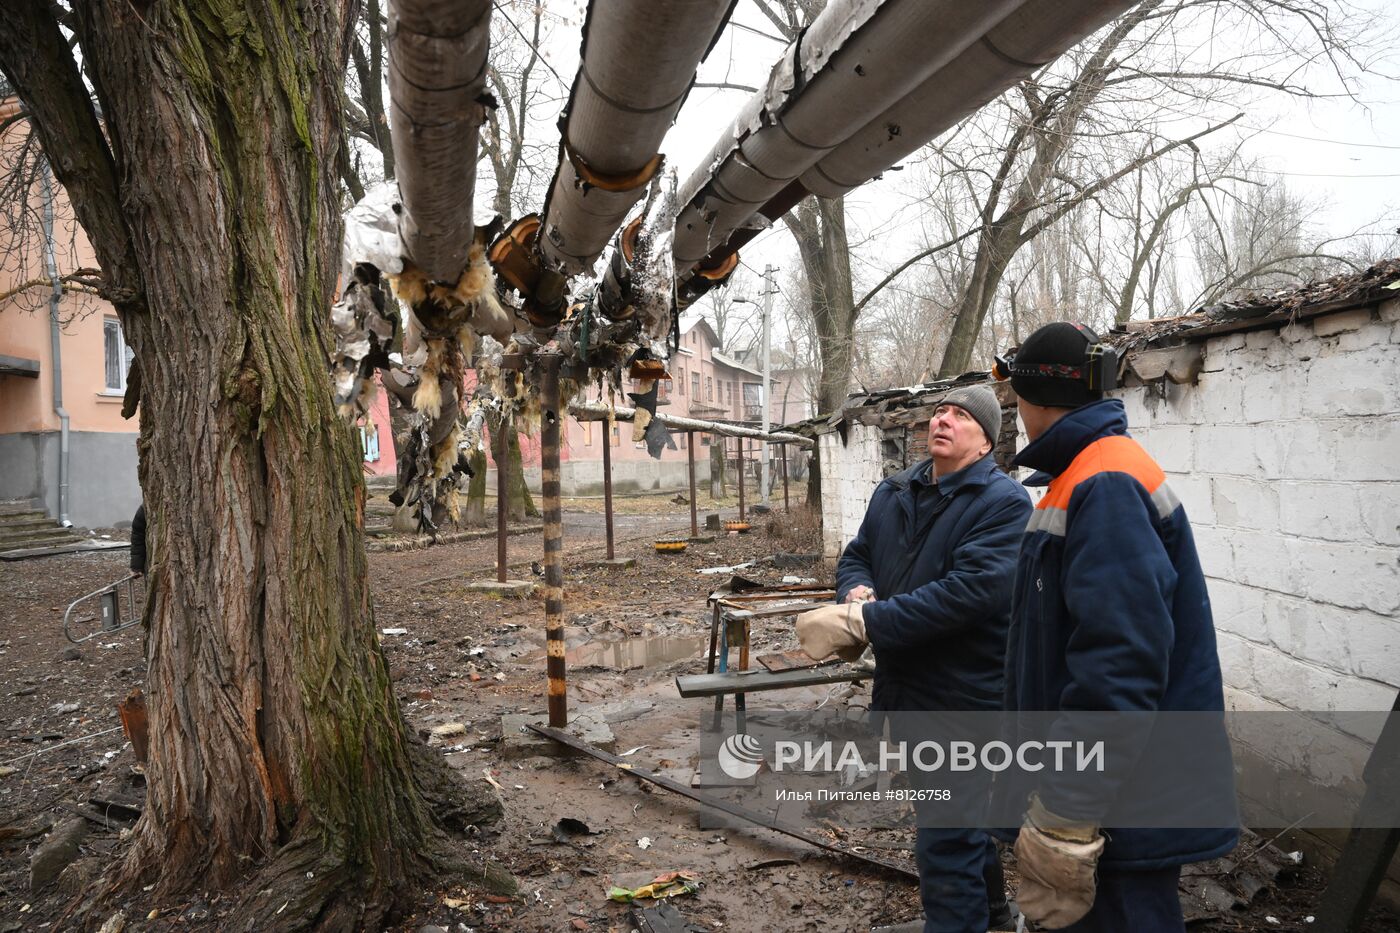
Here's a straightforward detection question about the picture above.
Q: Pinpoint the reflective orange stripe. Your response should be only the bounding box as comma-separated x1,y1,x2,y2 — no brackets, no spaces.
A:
1037,436,1166,512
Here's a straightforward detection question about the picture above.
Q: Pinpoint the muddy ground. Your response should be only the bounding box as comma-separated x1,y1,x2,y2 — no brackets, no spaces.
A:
1,494,1394,932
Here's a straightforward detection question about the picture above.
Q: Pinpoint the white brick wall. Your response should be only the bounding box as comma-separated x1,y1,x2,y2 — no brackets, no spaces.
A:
1106,300,1400,714
818,423,889,563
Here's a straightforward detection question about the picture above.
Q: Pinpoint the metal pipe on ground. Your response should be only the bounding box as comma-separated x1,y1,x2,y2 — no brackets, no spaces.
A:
538,0,735,275
387,0,491,283
800,0,1139,200
671,0,1028,269
540,354,568,727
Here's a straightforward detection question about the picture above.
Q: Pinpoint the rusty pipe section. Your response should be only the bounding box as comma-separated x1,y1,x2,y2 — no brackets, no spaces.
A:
539,353,568,727
537,0,736,276
671,0,1028,271
387,0,491,283
801,0,1139,199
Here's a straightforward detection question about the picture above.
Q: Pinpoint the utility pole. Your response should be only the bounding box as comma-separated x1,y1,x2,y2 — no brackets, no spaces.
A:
760,263,774,506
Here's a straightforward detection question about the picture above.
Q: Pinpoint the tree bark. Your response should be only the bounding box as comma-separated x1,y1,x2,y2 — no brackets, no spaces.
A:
784,195,857,414
4,1,505,925
506,429,538,521
465,447,488,526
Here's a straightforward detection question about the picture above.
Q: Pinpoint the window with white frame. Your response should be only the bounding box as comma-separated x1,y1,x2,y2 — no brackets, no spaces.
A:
103,318,134,392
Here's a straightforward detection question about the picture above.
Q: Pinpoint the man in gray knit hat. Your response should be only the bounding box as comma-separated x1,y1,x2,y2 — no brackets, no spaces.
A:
797,383,1031,933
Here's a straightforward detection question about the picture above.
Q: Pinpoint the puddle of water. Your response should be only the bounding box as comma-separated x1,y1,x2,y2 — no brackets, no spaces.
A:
562,633,709,670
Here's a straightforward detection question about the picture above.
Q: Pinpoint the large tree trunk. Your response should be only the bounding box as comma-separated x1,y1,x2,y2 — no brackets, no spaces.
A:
506,429,538,521
1,1,505,925
785,195,857,414
938,222,1021,377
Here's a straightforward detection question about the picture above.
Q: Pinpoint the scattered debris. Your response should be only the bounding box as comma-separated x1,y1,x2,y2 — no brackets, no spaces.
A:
381,627,409,636
96,910,126,933
528,723,917,882
429,722,467,741
696,561,756,575
29,817,87,892
637,836,653,850
551,817,598,844
607,871,700,903
629,899,700,933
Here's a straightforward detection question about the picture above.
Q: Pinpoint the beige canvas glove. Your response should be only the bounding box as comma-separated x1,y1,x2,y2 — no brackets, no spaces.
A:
1014,794,1105,929
795,603,867,663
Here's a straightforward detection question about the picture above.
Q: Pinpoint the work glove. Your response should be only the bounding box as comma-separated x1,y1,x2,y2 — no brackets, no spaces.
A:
1014,793,1105,929
796,603,867,663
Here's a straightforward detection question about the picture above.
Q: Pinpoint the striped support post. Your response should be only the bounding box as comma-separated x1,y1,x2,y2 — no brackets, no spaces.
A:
540,353,568,727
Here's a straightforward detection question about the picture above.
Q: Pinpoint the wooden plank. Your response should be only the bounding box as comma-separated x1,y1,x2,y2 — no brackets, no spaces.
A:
526,723,918,883
757,651,821,673
676,665,871,698
724,601,829,621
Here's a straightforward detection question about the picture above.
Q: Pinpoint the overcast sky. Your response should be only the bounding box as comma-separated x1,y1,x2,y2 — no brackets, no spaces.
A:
525,0,1398,340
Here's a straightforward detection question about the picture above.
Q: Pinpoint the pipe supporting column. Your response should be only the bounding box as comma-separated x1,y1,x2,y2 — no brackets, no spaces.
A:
540,353,568,727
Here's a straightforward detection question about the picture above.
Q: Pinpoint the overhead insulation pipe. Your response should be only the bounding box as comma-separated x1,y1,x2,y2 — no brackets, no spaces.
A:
387,0,492,285
677,0,1139,287
536,0,737,280
670,0,1029,275
800,0,1139,201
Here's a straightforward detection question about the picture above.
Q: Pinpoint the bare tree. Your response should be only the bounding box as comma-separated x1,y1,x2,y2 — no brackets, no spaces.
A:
852,0,1385,374
482,0,565,218
0,1,505,925
0,91,105,319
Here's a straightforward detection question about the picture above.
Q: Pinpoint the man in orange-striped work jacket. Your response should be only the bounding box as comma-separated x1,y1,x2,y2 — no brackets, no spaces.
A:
997,322,1237,932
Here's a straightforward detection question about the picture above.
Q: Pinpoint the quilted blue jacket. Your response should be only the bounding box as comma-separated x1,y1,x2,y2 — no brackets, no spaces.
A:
837,453,1031,712
1001,399,1239,869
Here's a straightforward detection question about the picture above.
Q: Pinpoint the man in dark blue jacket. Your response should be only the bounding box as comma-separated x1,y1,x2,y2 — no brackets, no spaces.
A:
798,385,1031,933
997,323,1237,932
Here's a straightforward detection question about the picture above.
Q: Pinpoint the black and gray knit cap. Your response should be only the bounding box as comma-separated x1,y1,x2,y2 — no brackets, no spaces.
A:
1009,322,1103,408
939,385,1002,447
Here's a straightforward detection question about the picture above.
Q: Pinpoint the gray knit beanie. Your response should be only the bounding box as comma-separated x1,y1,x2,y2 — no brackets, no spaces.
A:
939,385,1002,448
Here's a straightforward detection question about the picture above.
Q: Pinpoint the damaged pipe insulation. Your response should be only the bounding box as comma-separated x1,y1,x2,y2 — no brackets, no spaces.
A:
537,0,736,276
387,0,491,284
670,0,1028,271
801,0,1139,200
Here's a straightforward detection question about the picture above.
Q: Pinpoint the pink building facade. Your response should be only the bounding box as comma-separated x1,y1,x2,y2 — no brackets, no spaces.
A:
360,319,816,496
0,99,142,527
